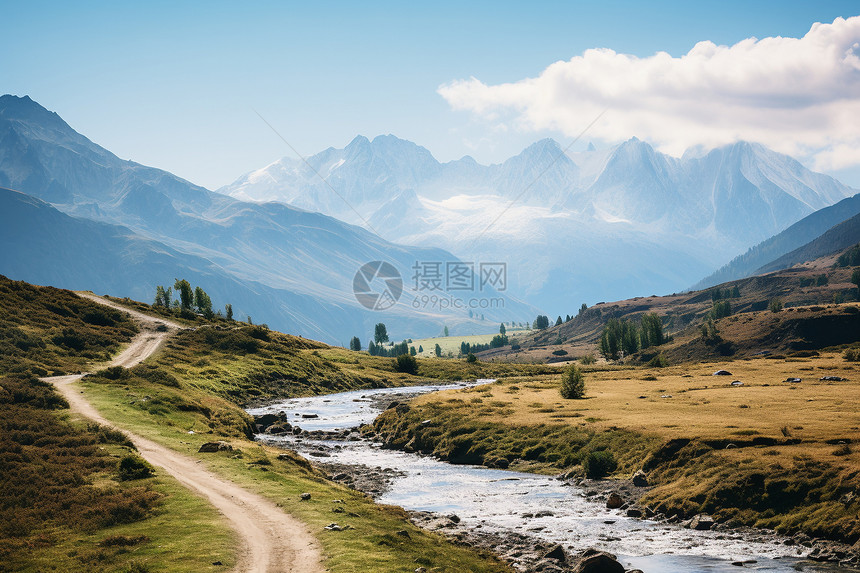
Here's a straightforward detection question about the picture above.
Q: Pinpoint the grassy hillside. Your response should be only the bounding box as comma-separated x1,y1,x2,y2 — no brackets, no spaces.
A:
0,275,138,375
372,350,860,542
0,277,236,572
75,310,535,571
0,279,527,572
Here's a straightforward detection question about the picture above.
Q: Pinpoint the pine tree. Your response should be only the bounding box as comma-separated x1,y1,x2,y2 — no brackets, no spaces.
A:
349,336,361,351
174,279,193,310
374,323,389,344
560,364,586,399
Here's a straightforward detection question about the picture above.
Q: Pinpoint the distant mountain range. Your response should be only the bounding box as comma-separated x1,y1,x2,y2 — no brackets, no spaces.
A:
0,95,534,344
694,193,860,289
2,94,858,343
221,134,857,312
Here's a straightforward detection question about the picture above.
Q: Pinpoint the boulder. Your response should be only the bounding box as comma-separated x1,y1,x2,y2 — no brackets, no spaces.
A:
198,441,232,453
300,492,312,501
632,470,649,487
626,507,643,518
254,413,282,427
690,514,715,530
571,549,625,573
606,492,624,509
713,370,732,376
543,544,567,562
266,422,292,434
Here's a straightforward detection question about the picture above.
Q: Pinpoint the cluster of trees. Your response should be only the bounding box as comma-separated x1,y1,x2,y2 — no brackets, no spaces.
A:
368,340,413,357
532,315,550,329
711,286,741,301
599,313,665,360
154,280,230,320
708,300,732,320
836,244,860,267
459,334,508,356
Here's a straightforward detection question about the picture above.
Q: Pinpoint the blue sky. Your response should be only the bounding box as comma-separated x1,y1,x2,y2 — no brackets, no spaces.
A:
3,1,860,188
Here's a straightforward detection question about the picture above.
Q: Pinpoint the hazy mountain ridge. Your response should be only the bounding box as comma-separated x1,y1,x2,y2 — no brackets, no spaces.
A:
0,96,536,343
693,192,860,289
221,133,856,312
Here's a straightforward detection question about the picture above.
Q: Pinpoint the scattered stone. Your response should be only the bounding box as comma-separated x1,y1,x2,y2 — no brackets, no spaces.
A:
415,568,427,573
731,559,757,566
300,492,311,501
725,443,737,449
606,493,624,509
632,470,649,487
301,413,319,419
448,514,461,524
626,507,643,518
730,380,744,386
198,441,232,453
690,514,715,531
324,523,343,531
784,377,802,383
713,370,732,376
212,561,222,566
820,376,847,381
395,529,410,538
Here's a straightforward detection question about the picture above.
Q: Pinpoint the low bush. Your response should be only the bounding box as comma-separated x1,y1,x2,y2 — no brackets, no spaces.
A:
394,353,418,374
559,365,585,399
583,450,617,479
118,455,155,481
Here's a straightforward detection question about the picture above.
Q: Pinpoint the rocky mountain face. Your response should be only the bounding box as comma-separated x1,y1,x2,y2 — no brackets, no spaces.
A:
0,96,535,343
221,133,856,312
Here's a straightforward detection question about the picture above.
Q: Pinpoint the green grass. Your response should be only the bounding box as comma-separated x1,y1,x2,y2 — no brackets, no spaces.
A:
410,329,532,357
0,373,236,573
0,276,138,376
80,368,510,572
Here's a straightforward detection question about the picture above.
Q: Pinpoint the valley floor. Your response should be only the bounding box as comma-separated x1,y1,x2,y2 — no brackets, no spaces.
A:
371,354,860,549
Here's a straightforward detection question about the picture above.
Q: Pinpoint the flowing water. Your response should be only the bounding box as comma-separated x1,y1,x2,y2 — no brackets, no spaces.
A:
248,383,854,572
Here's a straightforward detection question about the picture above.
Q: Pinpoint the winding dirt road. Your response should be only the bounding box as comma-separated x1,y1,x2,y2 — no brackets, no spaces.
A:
45,293,325,573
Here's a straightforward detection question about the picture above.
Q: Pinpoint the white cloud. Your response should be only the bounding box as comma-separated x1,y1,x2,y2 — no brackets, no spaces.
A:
438,17,860,170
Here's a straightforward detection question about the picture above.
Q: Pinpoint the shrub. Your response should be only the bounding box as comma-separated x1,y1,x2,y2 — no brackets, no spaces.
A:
580,353,596,365
559,364,585,399
552,349,568,356
466,353,477,363
393,353,418,374
769,299,783,313
582,450,617,479
844,348,860,362
647,354,669,368
118,455,155,481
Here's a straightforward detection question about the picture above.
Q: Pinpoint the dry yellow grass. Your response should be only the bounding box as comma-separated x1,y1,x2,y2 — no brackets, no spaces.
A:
383,353,860,539
413,354,859,460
